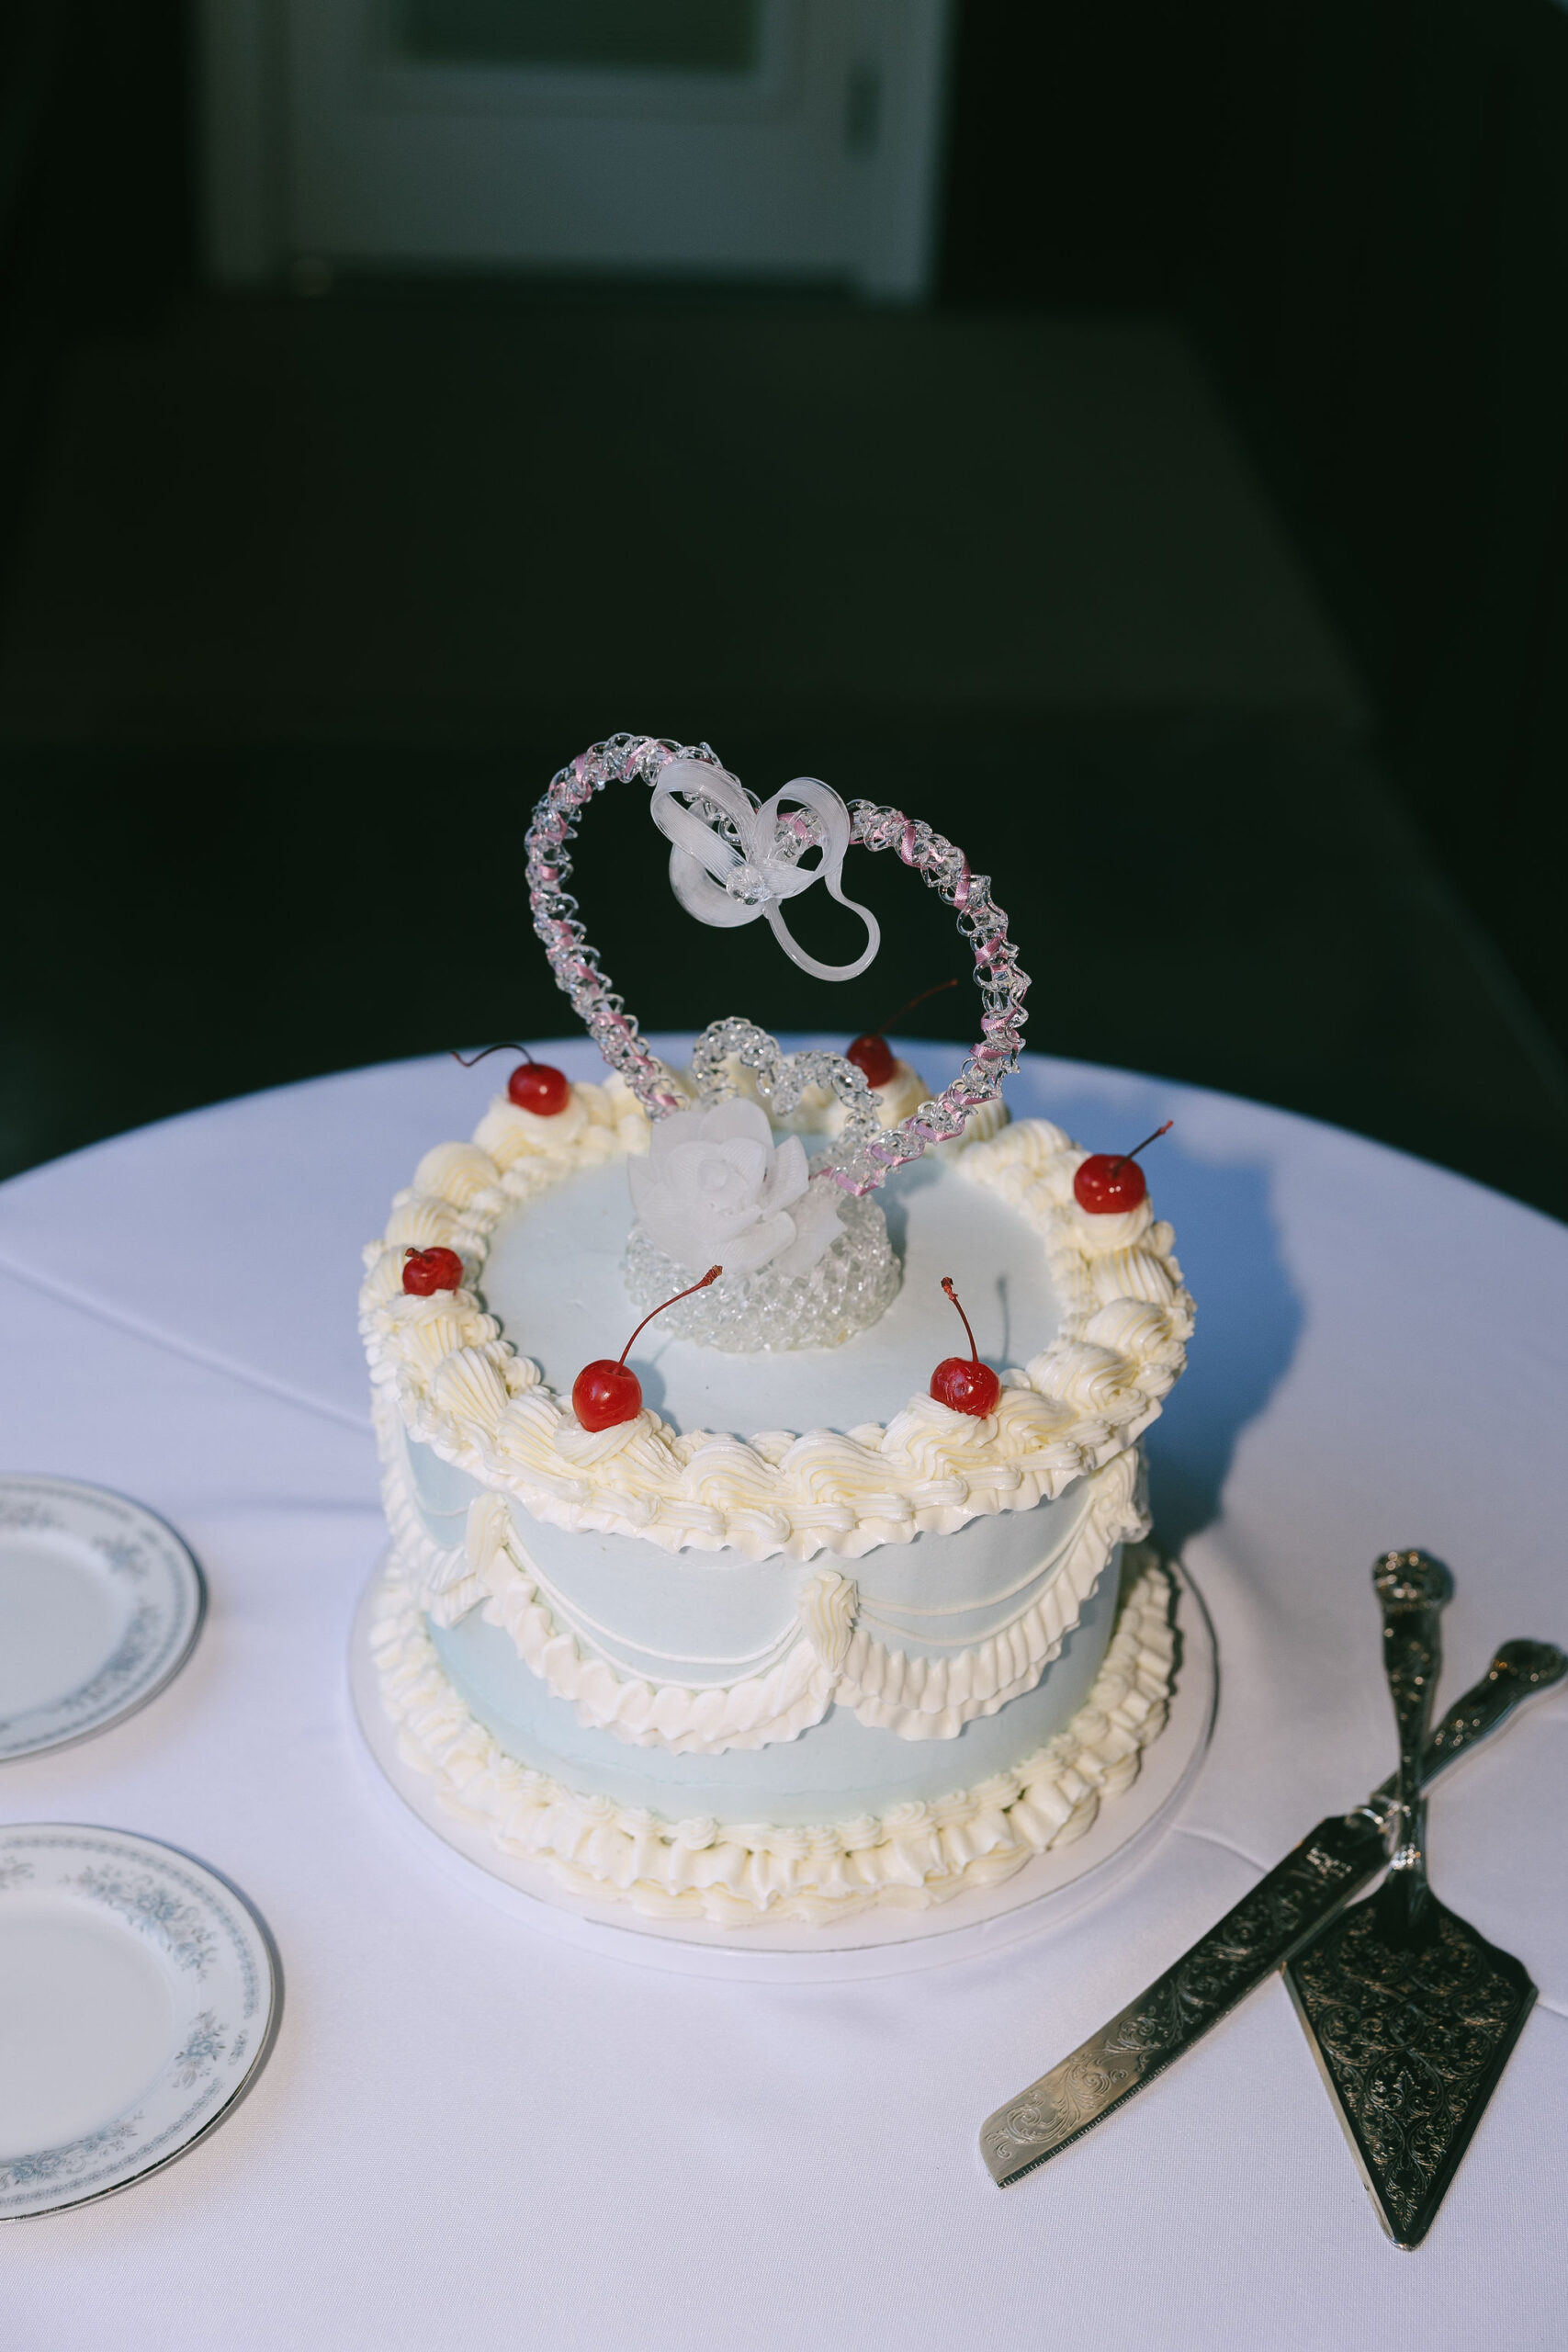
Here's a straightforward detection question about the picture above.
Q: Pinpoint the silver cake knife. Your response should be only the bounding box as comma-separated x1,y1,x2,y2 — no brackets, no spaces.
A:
980,1637,1567,2188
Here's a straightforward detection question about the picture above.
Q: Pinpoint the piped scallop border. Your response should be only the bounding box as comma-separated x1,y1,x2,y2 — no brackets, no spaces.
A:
368,1547,1179,1926
380,1416,1145,1753
359,1080,1193,1564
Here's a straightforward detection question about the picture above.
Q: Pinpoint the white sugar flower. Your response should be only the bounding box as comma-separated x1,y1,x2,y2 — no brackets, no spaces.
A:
628,1100,841,1279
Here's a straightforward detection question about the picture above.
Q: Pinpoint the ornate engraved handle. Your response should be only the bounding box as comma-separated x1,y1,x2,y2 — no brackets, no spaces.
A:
1371,1548,1452,1944
1371,1637,1568,1814
981,1623,1567,2186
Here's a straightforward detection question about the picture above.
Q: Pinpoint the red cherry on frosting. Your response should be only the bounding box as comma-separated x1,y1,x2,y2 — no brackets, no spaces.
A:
450,1041,571,1117
1072,1155,1148,1214
572,1264,724,1432
402,1245,465,1296
508,1060,570,1116
571,1358,644,1430
847,1032,897,1091
930,1275,1000,1418
1072,1121,1173,1215
845,978,959,1095
931,1355,1002,1416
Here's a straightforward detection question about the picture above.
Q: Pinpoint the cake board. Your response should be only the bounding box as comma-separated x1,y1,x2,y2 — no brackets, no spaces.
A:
347,1551,1216,1984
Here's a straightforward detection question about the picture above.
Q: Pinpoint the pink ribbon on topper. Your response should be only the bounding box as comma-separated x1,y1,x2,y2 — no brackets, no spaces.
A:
650,761,881,984
525,735,1030,1194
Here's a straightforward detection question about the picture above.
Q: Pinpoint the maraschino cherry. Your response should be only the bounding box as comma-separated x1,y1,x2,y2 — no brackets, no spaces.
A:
1073,1121,1173,1214
930,1275,1000,1417
451,1041,571,1117
402,1245,465,1296
573,1265,723,1432
846,978,959,1092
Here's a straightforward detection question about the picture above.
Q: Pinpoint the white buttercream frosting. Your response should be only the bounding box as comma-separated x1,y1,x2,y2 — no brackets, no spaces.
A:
359,1084,1192,1563
370,1547,1178,1925
379,1414,1145,1754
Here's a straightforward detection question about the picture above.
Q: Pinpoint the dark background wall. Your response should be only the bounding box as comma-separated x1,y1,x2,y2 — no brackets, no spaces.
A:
943,0,1568,1050
0,0,188,400
3,0,1565,1213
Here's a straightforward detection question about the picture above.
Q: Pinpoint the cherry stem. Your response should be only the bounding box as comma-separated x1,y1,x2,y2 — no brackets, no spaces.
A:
450,1041,536,1069
941,1275,981,1366
869,977,959,1038
1109,1120,1173,1178
617,1265,723,1367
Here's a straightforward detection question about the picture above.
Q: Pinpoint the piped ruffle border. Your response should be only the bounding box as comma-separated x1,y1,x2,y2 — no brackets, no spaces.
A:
368,1548,1178,1927
381,1408,1146,1754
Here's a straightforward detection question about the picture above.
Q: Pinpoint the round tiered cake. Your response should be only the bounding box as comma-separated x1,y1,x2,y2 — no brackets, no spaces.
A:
359,738,1194,1928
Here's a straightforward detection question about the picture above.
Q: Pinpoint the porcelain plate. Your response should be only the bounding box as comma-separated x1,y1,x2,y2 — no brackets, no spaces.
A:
0,1475,204,1760
0,1825,279,2218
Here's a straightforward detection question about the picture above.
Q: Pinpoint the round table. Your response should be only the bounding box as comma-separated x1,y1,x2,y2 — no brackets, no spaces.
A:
2,1040,1564,2346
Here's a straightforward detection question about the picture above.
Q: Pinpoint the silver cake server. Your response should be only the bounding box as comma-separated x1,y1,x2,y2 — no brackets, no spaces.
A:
1284,1553,1537,2247
980,1623,1565,2188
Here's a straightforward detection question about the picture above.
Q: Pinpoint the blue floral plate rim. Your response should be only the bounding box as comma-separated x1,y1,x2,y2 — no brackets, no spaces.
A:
0,1473,206,1760
0,1822,280,2219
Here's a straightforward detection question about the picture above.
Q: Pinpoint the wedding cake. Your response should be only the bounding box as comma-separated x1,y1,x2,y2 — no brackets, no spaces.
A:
360,737,1193,1928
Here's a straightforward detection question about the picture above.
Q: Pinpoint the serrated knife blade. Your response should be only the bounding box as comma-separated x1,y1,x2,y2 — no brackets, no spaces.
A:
979,1638,1566,2188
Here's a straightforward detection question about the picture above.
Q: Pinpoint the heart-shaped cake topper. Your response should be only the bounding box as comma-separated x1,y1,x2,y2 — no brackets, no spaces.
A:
649,760,880,982
525,735,1030,1196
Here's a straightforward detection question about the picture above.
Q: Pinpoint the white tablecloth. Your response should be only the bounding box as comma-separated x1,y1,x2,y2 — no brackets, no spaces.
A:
3,1041,1565,2347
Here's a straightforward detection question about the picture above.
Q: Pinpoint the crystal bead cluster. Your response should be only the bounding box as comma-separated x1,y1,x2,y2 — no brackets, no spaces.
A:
524,736,1031,1197
627,1024,892,1352
831,799,1029,1196
525,734,694,1119
688,1017,880,1152
623,1193,900,1353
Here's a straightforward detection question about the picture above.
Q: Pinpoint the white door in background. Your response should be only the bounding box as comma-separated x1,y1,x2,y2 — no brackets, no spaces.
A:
199,0,953,300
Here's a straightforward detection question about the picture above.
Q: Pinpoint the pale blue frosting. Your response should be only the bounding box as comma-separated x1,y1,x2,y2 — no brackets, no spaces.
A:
404,1432,1102,1680
403,1127,1125,1828
431,1561,1120,1826
480,1149,1060,1434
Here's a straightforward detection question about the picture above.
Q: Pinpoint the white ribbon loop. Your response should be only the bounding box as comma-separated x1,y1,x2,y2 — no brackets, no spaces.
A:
650,761,881,983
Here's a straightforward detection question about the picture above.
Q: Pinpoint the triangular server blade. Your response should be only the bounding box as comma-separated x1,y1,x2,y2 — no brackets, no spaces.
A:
1284,1892,1535,2248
